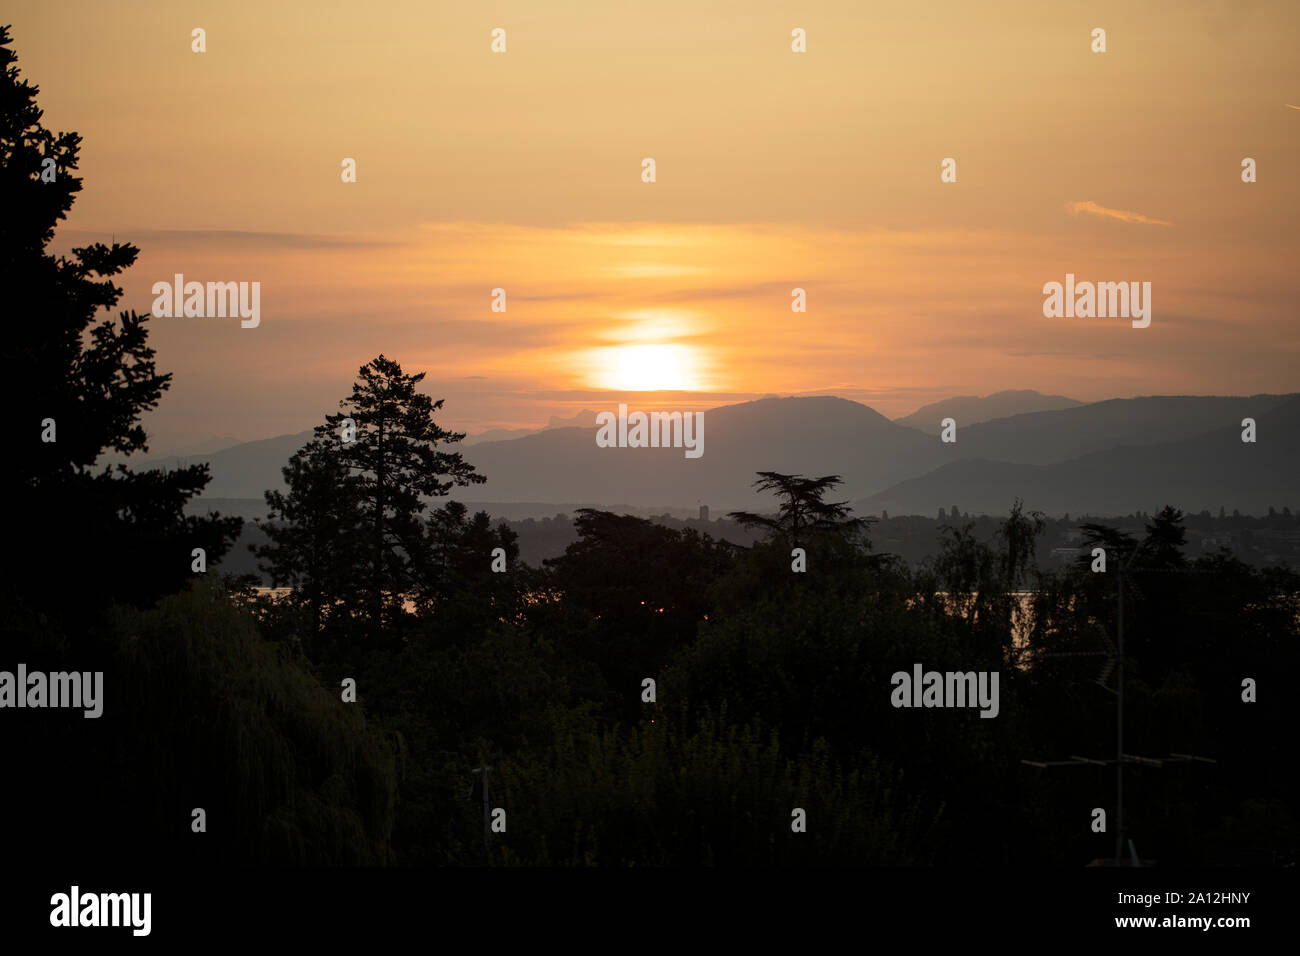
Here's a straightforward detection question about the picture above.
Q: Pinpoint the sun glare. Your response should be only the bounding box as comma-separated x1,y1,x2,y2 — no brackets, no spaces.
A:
590,344,701,391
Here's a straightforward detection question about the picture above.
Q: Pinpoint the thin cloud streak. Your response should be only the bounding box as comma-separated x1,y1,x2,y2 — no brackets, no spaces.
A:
1065,201,1173,227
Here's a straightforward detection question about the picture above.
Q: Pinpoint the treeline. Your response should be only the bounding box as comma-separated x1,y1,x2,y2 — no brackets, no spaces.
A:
224,355,1297,865
210,504,1300,583
503,508,1300,575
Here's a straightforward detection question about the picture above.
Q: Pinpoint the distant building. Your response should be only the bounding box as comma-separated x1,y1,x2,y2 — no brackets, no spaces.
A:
699,504,709,522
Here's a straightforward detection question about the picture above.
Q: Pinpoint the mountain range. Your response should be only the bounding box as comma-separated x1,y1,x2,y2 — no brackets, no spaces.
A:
133,390,1299,517
893,389,1083,431
857,396,1299,517
460,409,601,446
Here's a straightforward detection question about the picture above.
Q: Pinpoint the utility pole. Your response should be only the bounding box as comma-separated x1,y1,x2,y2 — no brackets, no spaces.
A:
1021,556,1216,866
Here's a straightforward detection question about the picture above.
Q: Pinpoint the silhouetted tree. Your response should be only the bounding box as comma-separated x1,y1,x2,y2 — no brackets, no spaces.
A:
0,27,394,869
1076,521,1137,572
412,500,525,633
259,355,484,635
0,24,238,617
997,498,1046,589
544,509,734,708
727,472,868,547
1139,505,1187,570
256,439,367,642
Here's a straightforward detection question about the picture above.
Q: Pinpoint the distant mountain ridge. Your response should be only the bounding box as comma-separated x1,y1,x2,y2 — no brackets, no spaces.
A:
461,409,600,446
858,395,1300,517
895,390,1083,430
459,396,940,510
98,431,245,466
138,430,315,496
130,392,1299,515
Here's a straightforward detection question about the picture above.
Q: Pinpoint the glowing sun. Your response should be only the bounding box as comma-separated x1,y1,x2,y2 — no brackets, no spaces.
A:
589,344,702,391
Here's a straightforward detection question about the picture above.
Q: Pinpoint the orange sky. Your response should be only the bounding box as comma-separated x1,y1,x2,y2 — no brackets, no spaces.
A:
10,0,1300,440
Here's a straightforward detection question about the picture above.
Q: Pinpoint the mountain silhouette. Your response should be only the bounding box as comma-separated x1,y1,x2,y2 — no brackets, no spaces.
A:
459,396,940,509
858,395,1300,516
894,389,1082,430
153,392,1298,514
948,393,1295,464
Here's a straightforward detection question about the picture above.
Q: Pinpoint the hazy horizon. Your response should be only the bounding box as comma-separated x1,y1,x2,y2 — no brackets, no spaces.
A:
125,386,1298,453
10,0,1299,442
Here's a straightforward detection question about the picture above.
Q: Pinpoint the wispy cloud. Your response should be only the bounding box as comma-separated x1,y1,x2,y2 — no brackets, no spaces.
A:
1065,200,1172,226
61,229,395,250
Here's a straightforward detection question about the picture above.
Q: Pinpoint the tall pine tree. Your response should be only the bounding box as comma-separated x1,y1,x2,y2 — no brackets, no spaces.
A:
0,24,239,621
256,439,368,643
260,355,484,635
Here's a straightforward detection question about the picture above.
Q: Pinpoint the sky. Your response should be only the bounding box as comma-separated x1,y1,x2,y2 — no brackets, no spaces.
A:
9,0,1300,445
